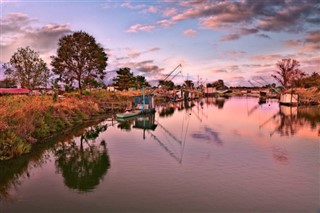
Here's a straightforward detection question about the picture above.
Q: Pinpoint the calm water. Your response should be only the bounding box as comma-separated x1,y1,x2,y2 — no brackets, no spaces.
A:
1,97,319,212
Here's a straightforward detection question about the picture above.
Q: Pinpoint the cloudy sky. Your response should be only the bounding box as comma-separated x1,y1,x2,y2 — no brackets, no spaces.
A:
1,0,319,86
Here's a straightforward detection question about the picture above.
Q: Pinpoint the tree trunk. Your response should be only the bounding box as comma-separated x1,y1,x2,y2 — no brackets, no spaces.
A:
79,81,82,94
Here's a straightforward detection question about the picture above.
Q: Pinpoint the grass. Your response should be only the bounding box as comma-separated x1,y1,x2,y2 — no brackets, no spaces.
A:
0,90,140,160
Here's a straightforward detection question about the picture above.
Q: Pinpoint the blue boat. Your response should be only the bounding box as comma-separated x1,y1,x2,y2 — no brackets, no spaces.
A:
116,88,155,119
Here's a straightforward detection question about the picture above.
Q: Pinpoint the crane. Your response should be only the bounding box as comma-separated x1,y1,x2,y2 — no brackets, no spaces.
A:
248,80,257,88
151,64,182,94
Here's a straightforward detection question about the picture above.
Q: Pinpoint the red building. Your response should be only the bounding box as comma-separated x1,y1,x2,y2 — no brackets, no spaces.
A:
0,88,29,95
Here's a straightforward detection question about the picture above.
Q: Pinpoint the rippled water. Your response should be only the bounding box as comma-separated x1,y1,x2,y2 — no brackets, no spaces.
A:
1,97,319,212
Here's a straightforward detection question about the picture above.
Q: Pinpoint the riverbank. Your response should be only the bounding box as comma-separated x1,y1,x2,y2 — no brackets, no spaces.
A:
230,87,320,105
0,90,140,160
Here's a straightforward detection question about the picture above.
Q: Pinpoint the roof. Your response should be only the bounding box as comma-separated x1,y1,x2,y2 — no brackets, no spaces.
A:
0,88,29,94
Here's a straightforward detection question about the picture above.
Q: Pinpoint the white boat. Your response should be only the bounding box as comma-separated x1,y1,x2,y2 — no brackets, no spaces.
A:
116,110,142,119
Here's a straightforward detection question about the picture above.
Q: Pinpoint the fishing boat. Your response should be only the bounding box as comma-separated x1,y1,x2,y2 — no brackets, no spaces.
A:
116,87,155,119
116,110,142,119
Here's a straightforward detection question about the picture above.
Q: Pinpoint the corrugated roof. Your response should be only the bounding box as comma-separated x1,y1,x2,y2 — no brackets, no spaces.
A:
0,88,29,94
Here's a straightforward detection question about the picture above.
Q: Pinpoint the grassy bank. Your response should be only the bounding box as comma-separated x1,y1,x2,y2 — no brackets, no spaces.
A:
293,87,320,104
0,90,138,160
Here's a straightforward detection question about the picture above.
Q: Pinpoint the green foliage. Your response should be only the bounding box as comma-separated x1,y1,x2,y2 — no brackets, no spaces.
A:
113,67,135,90
51,31,108,93
159,80,174,90
82,90,91,96
113,67,151,90
301,72,320,88
0,130,31,160
135,75,150,89
3,46,50,90
0,78,17,88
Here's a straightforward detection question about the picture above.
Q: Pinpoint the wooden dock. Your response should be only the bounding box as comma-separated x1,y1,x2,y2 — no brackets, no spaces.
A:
99,101,132,113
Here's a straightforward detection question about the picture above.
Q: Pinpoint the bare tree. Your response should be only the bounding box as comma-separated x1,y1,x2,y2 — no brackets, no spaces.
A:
272,58,305,88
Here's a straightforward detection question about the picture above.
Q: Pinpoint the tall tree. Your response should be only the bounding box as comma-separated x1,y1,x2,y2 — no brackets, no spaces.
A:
3,47,50,90
113,67,135,91
159,80,174,90
51,31,108,93
135,75,150,89
272,58,305,88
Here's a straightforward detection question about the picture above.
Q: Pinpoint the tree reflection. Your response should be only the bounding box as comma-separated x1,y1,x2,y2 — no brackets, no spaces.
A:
117,119,134,131
271,106,320,137
205,97,227,109
54,124,110,193
159,107,175,117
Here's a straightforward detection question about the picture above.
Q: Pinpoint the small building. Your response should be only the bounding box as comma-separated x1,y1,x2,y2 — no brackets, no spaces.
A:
0,88,29,95
280,93,299,106
106,86,117,92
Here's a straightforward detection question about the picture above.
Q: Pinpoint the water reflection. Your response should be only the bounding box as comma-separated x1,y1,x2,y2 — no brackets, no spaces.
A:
205,97,228,109
1,97,319,212
158,100,196,117
272,146,289,165
54,124,110,193
191,126,223,146
261,105,320,137
117,114,158,140
0,150,51,200
0,120,110,200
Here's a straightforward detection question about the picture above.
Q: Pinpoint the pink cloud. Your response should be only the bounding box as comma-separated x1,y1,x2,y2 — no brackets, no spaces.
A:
283,39,302,47
143,6,158,14
183,29,197,37
223,51,246,55
220,34,240,41
126,24,155,33
120,2,145,9
300,30,320,51
156,19,175,28
163,8,177,17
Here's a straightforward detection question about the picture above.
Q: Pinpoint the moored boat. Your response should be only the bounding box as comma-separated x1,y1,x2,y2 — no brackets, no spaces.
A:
116,110,142,119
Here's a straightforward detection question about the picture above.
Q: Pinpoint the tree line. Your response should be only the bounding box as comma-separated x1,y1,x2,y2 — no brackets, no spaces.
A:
1,31,149,93
2,31,319,93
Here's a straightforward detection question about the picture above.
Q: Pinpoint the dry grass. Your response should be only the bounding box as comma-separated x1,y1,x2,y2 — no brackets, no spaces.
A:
293,87,320,103
0,89,141,160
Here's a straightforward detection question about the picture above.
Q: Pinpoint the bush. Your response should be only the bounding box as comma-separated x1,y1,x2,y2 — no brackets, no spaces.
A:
0,130,31,160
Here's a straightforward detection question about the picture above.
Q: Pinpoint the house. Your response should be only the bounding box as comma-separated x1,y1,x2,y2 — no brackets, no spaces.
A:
106,86,117,92
0,88,29,95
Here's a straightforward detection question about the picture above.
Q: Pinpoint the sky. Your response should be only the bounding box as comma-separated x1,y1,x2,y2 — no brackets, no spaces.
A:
1,0,319,86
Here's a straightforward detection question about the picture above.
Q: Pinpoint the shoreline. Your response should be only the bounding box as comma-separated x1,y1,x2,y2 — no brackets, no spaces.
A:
1,87,319,161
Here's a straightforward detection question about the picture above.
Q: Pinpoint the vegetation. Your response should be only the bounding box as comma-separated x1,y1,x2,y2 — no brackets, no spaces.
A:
207,79,228,90
113,67,150,90
0,78,17,88
51,31,108,94
299,72,320,89
272,58,305,89
0,90,136,160
113,67,134,90
2,47,50,90
159,80,175,90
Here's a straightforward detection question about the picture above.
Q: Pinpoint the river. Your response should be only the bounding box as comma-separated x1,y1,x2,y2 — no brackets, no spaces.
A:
0,97,319,212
